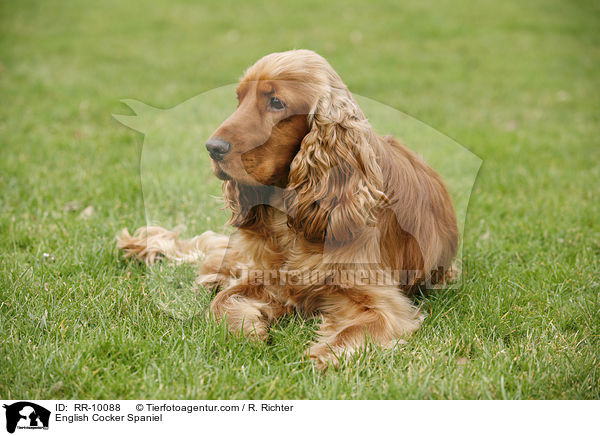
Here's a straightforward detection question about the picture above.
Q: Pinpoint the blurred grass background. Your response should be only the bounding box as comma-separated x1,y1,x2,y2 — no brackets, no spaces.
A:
0,0,598,399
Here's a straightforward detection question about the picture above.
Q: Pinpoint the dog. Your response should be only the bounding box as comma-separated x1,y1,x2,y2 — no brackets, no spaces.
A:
118,49,458,368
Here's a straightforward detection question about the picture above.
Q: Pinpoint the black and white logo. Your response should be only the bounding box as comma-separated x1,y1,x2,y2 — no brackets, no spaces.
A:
3,402,50,433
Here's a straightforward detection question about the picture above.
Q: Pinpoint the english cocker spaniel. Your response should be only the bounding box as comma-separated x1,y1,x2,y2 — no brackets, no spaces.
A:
118,49,458,367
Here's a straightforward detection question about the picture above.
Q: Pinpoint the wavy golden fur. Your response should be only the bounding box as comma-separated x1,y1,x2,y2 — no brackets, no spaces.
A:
118,50,459,368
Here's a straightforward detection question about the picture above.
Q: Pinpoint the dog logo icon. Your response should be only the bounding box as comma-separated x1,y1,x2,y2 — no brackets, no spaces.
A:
3,402,50,433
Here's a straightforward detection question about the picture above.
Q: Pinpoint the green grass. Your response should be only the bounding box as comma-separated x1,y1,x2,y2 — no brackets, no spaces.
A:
1,0,599,399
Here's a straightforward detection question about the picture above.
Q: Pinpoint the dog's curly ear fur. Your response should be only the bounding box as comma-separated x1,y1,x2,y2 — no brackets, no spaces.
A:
223,180,270,231
285,87,385,243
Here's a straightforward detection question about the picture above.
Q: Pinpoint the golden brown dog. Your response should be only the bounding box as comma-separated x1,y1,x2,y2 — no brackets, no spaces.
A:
118,49,458,368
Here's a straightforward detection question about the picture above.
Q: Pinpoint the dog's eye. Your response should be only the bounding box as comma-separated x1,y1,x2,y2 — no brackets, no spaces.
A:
269,97,285,110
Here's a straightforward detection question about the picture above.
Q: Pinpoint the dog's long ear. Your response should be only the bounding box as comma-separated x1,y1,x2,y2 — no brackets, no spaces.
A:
223,180,270,231
285,87,385,243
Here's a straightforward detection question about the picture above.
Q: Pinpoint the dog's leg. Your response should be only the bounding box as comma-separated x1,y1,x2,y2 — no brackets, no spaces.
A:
117,226,228,265
308,285,424,369
194,230,260,290
210,282,290,341
117,226,247,289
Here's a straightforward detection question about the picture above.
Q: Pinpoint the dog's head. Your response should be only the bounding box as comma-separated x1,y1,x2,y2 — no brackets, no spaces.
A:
206,50,384,241
206,50,327,187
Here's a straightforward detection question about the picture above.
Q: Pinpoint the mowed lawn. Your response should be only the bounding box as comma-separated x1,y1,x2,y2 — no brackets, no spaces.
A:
1,0,598,399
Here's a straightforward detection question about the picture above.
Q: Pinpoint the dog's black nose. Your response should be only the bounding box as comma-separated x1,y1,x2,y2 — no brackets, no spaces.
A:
206,138,231,161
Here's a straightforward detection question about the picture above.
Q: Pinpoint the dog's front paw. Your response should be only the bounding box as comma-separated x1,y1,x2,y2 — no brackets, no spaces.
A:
307,343,349,370
117,228,160,265
194,273,231,291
